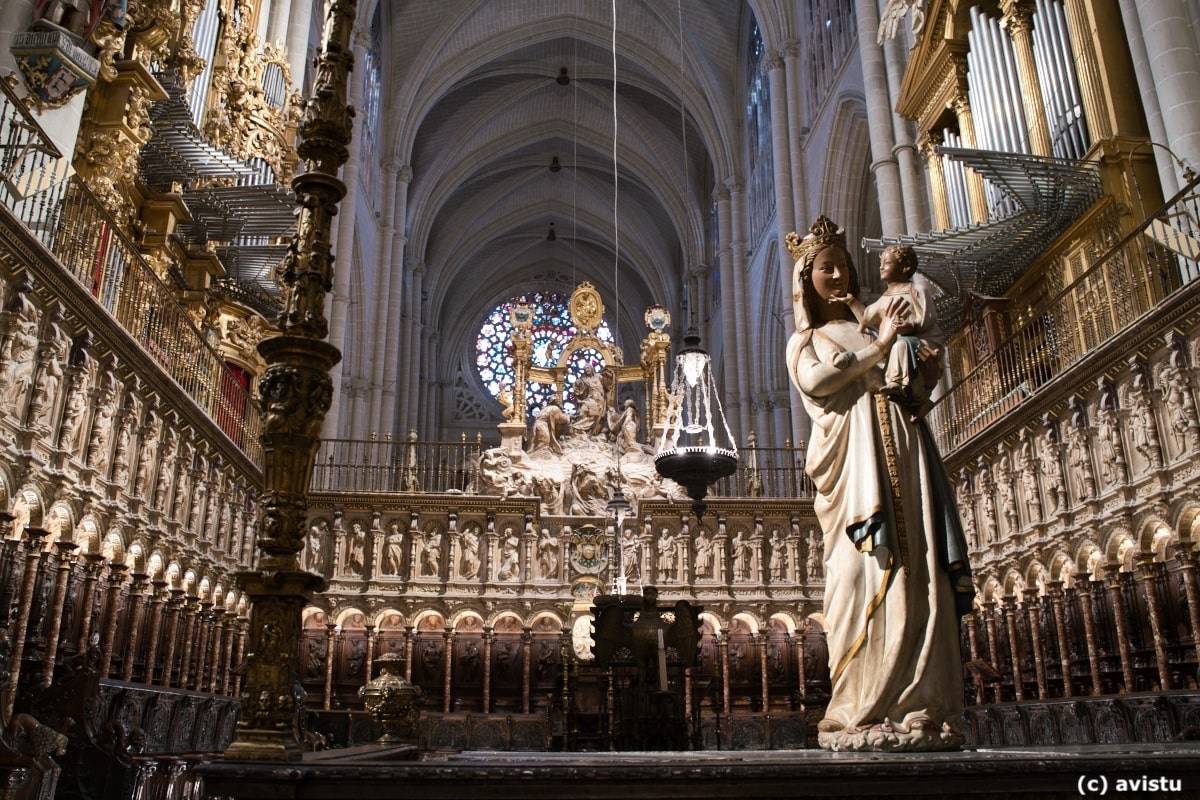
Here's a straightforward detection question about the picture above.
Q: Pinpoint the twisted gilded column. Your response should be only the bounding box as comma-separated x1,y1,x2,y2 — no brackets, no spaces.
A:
226,0,356,759
41,541,78,686
1001,0,1054,157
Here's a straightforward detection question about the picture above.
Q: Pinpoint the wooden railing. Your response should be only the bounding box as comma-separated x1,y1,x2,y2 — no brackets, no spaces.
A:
928,174,1200,455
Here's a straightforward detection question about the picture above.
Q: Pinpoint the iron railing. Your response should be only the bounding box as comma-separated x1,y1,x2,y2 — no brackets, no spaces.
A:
928,173,1200,455
0,78,62,207
0,86,262,465
311,437,814,499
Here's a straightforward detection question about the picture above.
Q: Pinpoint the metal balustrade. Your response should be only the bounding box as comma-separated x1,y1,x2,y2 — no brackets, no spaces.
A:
0,84,262,466
312,437,814,499
928,173,1200,456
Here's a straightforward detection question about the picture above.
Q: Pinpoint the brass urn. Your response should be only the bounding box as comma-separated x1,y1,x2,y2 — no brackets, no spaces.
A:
358,652,422,743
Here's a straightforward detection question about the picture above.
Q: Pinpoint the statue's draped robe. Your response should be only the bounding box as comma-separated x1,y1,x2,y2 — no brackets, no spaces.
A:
788,320,966,734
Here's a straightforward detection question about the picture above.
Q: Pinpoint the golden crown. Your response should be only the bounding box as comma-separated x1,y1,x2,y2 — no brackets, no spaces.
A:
785,215,846,263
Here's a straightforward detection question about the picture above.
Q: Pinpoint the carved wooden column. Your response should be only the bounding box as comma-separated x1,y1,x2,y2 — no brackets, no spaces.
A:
323,623,336,710
41,541,78,686
1105,566,1136,692
1003,596,1025,701
6,527,47,716
224,0,355,761
482,626,493,713
122,573,150,682
719,630,731,715
965,612,986,703
1136,554,1171,690
142,579,167,685
1170,543,1200,667
1076,582,1104,695
757,633,769,711
1047,581,1072,698
521,627,532,714
404,626,414,682
1023,589,1048,699
98,563,129,679
442,627,454,713
364,624,376,683
75,553,106,651
161,588,185,687
983,601,1003,702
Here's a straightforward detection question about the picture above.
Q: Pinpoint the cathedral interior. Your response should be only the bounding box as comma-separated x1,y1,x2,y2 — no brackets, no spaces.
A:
0,0,1198,796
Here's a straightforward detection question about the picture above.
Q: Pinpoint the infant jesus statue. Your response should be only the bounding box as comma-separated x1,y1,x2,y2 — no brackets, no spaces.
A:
832,244,943,418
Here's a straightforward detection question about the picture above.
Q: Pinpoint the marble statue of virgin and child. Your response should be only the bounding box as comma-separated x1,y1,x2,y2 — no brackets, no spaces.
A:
785,216,974,752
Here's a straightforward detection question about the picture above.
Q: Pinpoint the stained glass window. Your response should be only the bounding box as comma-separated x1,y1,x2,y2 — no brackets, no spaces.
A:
475,292,613,418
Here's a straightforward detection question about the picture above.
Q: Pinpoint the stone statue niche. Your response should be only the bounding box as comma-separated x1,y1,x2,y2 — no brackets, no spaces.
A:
478,282,685,517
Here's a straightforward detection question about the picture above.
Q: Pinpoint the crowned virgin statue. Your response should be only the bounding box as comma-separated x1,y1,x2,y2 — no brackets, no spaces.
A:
785,216,974,752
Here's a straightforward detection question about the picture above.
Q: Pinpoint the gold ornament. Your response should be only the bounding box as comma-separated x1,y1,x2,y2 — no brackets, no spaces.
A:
569,282,604,334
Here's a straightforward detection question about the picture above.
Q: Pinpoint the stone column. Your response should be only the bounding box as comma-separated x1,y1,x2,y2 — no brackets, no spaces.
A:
442,628,454,714
1003,596,1025,701
161,589,185,687
983,601,1003,703
712,187,741,442
1117,0,1178,195
1136,555,1171,690
757,633,769,712
482,626,493,713
323,623,337,710
231,619,248,696
178,597,199,689
880,14,930,232
766,53,800,441
726,182,753,441
364,163,399,435
1001,0,1054,157
521,627,532,714
404,626,414,682
1105,566,1136,692
783,40,810,227
364,624,376,684
98,563,129,679
718,631,731,715
6,527,47,717
41,541,78,686
193,601,213,690
1170,543,1200,667
121,573,150,682
380,166,413,439
966,612,986,703
220,617,237,695
208,611,227,693
1023,589,1048,699
142,580,167,685
793,628,806,703
75,553,106,651
403,266,425,437
1133,0,1200,171
1076,583,1104,695
1047,581,1073,698
855,0,906,235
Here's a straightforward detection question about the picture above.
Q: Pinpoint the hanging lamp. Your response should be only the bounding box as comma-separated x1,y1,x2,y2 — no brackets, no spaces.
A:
654,332,737,518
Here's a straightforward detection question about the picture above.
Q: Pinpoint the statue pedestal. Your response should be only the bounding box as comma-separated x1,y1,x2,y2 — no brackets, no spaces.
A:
498,422,525,454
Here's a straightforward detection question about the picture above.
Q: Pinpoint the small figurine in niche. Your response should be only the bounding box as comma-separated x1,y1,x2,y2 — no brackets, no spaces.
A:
831,244,943,418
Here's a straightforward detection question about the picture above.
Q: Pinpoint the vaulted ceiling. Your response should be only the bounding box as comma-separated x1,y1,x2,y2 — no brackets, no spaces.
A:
372,0,762,366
